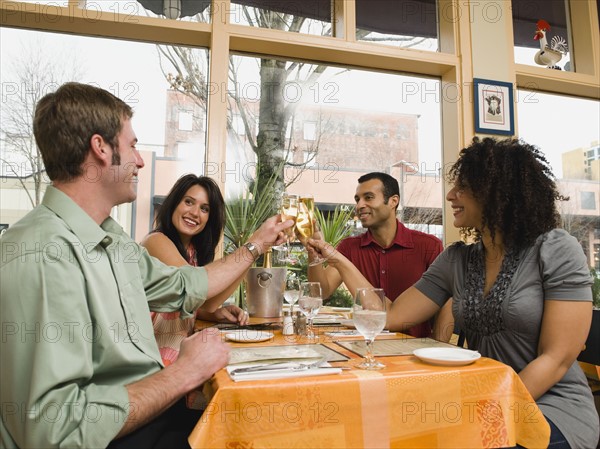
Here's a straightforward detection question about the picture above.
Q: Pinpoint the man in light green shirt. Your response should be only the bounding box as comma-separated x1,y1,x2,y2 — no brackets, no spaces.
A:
0,82,290,449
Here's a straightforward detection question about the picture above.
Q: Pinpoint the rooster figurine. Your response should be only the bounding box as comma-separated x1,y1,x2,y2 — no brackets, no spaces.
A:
533,19,568,70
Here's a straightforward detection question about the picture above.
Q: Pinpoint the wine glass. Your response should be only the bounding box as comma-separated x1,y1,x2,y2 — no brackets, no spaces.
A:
277,193,299,263
353,288,387,370
295,194,327,266
298,282,323,341
283,277,300,314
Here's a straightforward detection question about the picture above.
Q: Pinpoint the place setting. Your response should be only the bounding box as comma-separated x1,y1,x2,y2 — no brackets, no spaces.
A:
225,344,348,382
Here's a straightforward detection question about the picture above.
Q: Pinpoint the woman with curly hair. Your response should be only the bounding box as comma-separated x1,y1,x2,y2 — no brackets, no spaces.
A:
308,137,598,448
141,175,248,387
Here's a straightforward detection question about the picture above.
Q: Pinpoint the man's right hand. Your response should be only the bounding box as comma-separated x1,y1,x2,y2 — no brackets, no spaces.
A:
175,329,230,390
248,215,294,255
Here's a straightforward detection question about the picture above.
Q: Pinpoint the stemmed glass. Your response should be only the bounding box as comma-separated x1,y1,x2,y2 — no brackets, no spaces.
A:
298,282,323,342
283,277,300,314
277,193,299,264
295,194,328,266
353,288,387,370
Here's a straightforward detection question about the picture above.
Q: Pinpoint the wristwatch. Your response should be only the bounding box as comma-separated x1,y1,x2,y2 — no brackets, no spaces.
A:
243,242,260,261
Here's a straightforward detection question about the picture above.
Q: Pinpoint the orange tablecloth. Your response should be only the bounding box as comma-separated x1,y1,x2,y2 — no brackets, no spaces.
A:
189,327,550,448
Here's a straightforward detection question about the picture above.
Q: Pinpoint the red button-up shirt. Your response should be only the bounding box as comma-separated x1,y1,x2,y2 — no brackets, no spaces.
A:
338,220,443,337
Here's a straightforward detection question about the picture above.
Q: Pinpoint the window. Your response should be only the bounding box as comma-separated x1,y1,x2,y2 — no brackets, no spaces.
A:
512,0,572,71
303,122,317,141
356,0,439,51
178,111,193,131
581,192,596,210
0,27,209,239
229,1,331,35
518,90,600,268
303,150,316,168
225,54,443,229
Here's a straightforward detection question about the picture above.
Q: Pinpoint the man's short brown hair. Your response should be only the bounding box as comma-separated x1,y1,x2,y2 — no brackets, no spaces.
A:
33,82,133,182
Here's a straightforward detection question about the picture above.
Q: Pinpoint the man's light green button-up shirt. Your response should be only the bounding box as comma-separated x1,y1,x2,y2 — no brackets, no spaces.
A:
1,186,208,448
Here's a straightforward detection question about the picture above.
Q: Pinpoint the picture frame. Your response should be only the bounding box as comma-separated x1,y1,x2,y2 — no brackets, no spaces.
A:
473,78,515,136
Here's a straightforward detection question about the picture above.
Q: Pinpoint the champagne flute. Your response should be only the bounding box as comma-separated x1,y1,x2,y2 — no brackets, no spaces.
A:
353,288,387,370
283,277,300,314
278,193,298,263
296,194,327,266
298,282,323,342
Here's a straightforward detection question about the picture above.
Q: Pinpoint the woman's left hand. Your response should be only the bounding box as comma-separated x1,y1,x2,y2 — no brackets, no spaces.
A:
197,305,250,325
214,305,250,325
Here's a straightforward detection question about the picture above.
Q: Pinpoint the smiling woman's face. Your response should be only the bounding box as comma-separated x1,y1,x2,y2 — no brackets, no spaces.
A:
445,184,483,230
171,184,210,243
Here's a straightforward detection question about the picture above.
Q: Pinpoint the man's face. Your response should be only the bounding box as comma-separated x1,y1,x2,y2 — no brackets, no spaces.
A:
108,119,144,205
354,179,398,230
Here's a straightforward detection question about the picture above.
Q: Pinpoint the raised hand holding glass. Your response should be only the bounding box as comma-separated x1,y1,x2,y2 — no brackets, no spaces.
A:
296,194,327,266
277,193,298,263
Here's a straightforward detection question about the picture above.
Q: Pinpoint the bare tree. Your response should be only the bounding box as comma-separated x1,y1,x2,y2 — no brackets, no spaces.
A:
0,40,83,207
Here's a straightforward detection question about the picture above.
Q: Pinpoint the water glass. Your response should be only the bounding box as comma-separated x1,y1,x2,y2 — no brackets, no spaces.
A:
283,278,300,313
353,288,387,370
298,282,322,341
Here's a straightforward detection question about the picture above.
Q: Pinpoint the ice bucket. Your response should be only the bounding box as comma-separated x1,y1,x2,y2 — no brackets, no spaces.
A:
245,267,286,318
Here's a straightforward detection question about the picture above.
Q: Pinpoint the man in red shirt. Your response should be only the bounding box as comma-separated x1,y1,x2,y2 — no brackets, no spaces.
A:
308,172,452,339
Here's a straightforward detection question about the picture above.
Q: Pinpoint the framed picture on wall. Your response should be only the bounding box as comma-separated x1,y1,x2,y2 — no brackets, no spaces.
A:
473,78,515,136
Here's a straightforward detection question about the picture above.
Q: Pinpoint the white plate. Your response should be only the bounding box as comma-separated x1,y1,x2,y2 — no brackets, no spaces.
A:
413,347,481,366
225,330,274,343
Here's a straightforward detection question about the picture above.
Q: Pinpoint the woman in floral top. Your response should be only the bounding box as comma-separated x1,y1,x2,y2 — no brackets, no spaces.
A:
141,175,248,407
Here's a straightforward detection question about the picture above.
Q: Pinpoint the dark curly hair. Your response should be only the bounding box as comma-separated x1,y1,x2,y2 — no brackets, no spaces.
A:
448,137,567,251
154,174,225,266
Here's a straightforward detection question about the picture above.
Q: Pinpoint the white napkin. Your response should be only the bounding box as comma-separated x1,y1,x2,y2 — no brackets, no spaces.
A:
226,362,342,382
313,314,343,324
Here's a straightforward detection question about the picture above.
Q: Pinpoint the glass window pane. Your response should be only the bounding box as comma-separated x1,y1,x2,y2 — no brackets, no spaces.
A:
512,0,572,71
356,0,439,51
0,28,208,240
517,90,600,267
230,0,331,36
225,54,443,241
82,0,212,22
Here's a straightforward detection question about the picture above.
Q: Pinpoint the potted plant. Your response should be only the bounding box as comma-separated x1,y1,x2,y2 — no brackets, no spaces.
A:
223,173,278,307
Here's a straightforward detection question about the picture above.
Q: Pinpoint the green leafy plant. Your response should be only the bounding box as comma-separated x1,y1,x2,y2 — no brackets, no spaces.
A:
223,173,278,254
326,287,353,308
223,172,279,307
315,205,354,248
283,205,355,306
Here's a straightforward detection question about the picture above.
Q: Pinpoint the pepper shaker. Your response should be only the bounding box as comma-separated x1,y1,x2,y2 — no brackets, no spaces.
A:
294,311,307,336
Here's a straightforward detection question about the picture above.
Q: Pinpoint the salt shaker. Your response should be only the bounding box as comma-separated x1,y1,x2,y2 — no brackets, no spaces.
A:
282,310,294,335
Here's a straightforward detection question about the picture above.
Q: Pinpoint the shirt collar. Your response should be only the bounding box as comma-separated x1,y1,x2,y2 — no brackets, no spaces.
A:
42,186,115,251
360,219,415,249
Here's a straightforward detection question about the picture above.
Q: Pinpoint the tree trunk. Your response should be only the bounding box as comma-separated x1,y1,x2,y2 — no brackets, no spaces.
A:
255,58,288,208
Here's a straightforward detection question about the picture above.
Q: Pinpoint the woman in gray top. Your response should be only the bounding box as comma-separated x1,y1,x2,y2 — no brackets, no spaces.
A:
309,137,599,448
